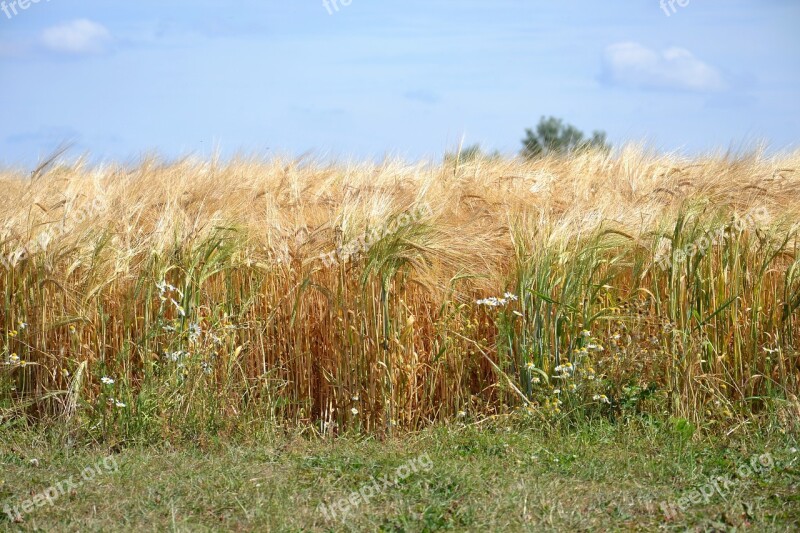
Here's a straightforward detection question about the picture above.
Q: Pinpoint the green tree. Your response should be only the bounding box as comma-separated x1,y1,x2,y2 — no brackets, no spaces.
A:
444,143,501,164
521,116,610,158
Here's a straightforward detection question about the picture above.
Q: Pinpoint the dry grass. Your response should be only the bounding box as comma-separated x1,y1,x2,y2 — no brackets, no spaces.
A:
1,146,799,439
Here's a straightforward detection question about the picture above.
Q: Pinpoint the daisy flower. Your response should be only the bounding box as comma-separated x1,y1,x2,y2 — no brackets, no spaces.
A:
476,296,509,307
166,351,184,362
188,323,202,342
101,376,115,385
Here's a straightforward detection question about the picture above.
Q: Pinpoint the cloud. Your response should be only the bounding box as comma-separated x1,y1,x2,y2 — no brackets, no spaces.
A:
40,19,112,55
601,42,727,92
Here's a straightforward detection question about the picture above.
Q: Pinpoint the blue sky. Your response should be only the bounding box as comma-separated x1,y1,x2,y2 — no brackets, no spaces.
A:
0,0,798,167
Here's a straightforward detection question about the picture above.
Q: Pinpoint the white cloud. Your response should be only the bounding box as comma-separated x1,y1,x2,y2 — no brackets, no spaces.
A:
40,19,112,55
602,42,727,92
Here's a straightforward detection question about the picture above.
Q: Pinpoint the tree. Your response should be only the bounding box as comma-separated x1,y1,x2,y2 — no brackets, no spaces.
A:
444,143,501,164
521,116,610,158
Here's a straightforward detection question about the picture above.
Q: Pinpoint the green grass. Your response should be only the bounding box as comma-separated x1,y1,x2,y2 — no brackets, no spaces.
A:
2,419,798,531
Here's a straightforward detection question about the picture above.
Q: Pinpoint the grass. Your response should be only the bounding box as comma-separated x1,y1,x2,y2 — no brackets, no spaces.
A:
1,419,799,531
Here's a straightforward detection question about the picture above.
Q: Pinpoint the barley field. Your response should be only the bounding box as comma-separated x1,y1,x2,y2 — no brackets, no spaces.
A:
1,147,799,441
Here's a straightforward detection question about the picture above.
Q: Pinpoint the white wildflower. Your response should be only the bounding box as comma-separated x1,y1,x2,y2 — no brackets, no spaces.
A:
166,351,185,363
476,295,512,307
189,323,202,343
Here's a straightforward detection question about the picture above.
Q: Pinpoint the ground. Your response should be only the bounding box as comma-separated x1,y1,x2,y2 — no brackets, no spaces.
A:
1,420,799,532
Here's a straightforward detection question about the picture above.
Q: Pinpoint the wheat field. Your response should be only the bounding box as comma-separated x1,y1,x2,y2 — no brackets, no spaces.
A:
1,147,799,439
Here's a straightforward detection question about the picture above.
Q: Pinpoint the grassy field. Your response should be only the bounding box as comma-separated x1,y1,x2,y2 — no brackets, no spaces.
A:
1,149,800,529
2,420,799,531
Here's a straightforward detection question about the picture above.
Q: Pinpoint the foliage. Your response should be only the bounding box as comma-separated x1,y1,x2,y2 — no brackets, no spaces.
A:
521,116,611,158
444,143,501,165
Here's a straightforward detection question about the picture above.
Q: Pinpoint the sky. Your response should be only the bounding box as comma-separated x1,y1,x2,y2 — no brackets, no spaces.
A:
0,0,798,168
